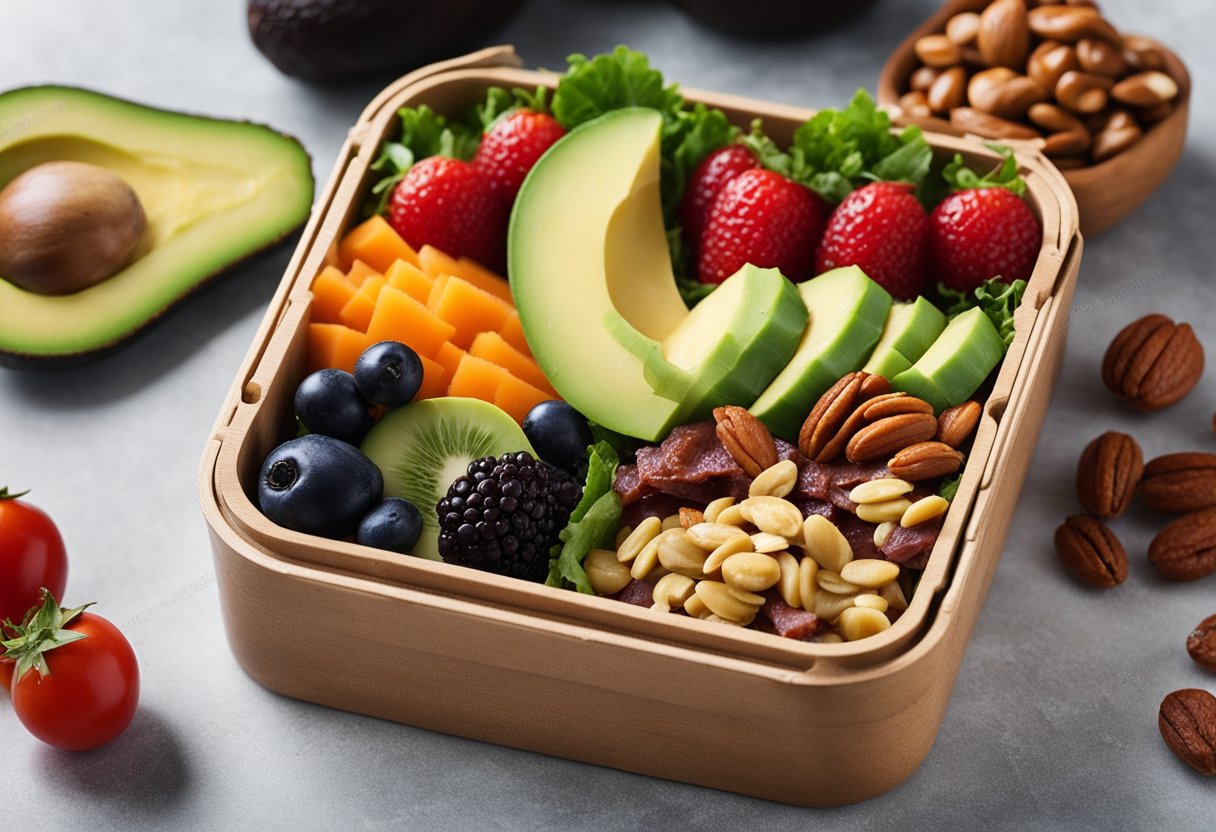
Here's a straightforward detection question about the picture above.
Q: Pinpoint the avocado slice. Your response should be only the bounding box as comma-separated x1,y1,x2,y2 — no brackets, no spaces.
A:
891,307,1005,412
750,266,892,440
0,86,313,367
862,297,948,379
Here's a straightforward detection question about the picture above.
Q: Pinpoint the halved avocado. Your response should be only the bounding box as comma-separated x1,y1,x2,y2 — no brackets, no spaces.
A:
0,86,314,367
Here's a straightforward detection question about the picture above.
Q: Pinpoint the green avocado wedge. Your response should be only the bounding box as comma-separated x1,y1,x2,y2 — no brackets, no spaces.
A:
862,297,948,379
891,307,1005,412
0,86,314,367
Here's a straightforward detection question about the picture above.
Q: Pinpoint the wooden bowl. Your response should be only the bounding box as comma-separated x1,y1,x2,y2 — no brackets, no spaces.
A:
877,0,1190,237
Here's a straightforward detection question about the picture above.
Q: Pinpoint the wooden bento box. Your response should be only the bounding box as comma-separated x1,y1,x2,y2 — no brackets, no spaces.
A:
198,47,1082,806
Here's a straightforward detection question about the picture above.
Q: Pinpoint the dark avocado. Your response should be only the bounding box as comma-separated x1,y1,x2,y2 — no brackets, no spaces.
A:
247,0,529,83
670,0,881,39
0,86,314,368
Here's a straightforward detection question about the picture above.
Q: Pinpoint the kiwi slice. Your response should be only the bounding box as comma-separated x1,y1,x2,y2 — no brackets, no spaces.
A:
360,397,535,560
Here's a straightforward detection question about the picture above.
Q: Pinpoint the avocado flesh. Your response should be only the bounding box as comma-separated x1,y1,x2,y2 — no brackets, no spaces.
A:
891,307,1005,412
862,297,948,379
750,266,892,440
0,86,313,365
509,108,692,442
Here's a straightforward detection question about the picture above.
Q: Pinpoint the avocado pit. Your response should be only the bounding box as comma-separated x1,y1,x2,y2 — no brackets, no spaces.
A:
0,160,146,295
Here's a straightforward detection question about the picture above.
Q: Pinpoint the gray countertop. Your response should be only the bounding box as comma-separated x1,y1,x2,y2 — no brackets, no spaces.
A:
2,0,1214,828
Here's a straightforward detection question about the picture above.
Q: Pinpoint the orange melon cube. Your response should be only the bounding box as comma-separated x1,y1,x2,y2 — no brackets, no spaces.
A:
345,258,382,289
310,266,357,325
430,277,514,350
418,244,461,281
433,341,468,382
308,323,367,375
494,373,553,426
426,272,452,310
365,286,457,359
455,256,513,304
416,354,447,400
468,331,557,397
338,215,419,273
498,311,532,358
447,354,508,402
338,275,386,332
384,259,433,304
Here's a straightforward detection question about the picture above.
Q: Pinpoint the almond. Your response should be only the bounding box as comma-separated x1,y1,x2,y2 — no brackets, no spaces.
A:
1149,508,1216,582
1075,431,1142,519
1054,514,1128,588
1138,453,1216,513
978,0,1031,69
713,406,777,478
846,413,939,463
1102,314,1204,411
888,442,965,482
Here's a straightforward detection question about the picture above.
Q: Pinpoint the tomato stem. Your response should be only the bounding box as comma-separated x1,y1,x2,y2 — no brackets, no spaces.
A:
0,486,31,501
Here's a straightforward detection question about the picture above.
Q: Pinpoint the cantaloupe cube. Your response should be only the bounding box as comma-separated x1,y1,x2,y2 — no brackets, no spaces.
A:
418,244,461,281
338,275,386,332
433,341,468,382
385,259,433,304
339,215,419,273
494,373,553,426
447,354,508,402
426,272,452,310
455,256,513,304
430,277,514,350
416,354,447,400
308,323,368,374
365,286,457,359
310,266,357,325
345,258,382,289
498,311,532,358
468,331,557,397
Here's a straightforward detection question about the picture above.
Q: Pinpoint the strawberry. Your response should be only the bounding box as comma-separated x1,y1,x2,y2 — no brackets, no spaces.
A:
815,182,929,300
697,168,827,285
388,155,507,272
679,145,759,252
927,188,1040,292
471,109,566,204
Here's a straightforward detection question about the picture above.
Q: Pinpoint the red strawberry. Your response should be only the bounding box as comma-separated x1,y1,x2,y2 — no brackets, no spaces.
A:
388,156,507,271
815,182,929,300
679,145,759,252
471,109,566,203
927,188,1040,292
697,169,827,285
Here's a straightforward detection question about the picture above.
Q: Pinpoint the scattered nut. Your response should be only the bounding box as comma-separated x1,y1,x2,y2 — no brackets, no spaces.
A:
1159,689,1216,776
1054,514,1129,588
1149,508,1216,582
1187,614,1216,673
1138,453,1216,513
1075,431,1143,519
1101,313,1204,411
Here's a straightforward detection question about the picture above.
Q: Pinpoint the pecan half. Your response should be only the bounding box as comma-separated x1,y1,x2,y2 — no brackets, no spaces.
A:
1075,431,1143,519
1159,689,1216,776
937,401,981,449
1054,514,1128,588
1102,314,1205,411
1187,614,1216,673
797,372,890,462
713,406,777,478
888,441,965,482
846,413,939,463
1138,452,1216,513
1149,508,1216,582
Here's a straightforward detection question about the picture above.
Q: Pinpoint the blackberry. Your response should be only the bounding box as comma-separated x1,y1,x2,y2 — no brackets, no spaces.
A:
436,451,581,582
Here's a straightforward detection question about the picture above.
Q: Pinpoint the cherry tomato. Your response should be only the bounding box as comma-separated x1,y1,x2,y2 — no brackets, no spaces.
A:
0,488,68,625
5,594,139,751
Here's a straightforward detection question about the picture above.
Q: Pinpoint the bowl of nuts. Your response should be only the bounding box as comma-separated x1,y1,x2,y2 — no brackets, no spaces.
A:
877,0,1190,237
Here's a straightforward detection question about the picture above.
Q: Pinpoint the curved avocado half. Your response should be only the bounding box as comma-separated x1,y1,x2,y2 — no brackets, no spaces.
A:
0,86,314,367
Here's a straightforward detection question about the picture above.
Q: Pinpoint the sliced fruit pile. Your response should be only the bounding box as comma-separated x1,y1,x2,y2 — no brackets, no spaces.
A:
307,216,555,425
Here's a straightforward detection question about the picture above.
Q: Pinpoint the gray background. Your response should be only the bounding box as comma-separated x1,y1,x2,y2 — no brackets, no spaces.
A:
2,0,1213,828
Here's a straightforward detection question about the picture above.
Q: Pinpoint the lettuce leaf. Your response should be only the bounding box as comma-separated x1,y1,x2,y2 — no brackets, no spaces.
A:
938,277,1027,348
546,442,622,593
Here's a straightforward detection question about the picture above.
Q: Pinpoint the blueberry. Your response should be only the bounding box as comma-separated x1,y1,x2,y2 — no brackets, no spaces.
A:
258,434,383,539
357,497,423,554
295,369,372,445
354,340,423,408
522,400,592,472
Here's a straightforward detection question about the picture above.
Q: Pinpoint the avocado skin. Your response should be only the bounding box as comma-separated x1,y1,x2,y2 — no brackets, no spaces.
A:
248,0,529,83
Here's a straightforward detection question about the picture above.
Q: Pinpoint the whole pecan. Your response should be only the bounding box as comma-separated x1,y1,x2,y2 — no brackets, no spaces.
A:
1138,452,1216,513
714,406,777,478
888,441,965,481
937,400,981,449
798,372,890,462
1076,431,1143,519
846,413,939,463
1187,614,1216,673
1148,508,1216,582
1102,314,1204,411
1159,689,1216,776
1054,514,1128,588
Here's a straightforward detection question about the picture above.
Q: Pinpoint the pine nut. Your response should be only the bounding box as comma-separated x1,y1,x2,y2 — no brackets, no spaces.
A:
857,498,913,524
849,477,914,505
617,516,662,563
661,514,683,531
838,607,892,641
702,534,754,574
614,525,632,549
740,496,804,538
657,532,709,579
651,572,695,613
683,593,710,619
686,522,748,551
629,532,664,580
751,532,790,554
840,558,902,588
726,585,766,606
814,590,856,623
817,570,863,596
703,496,735,524
874,521,897,549
585,548,633,595
854,594,890,613
803,514,853,572
798,555,819,613
715,504,747,527
879,579,910,612
819,632,843,644
775,551,801,608
695,580,760,624
721,551,781,593
748,459,799,499
901,495,950,528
